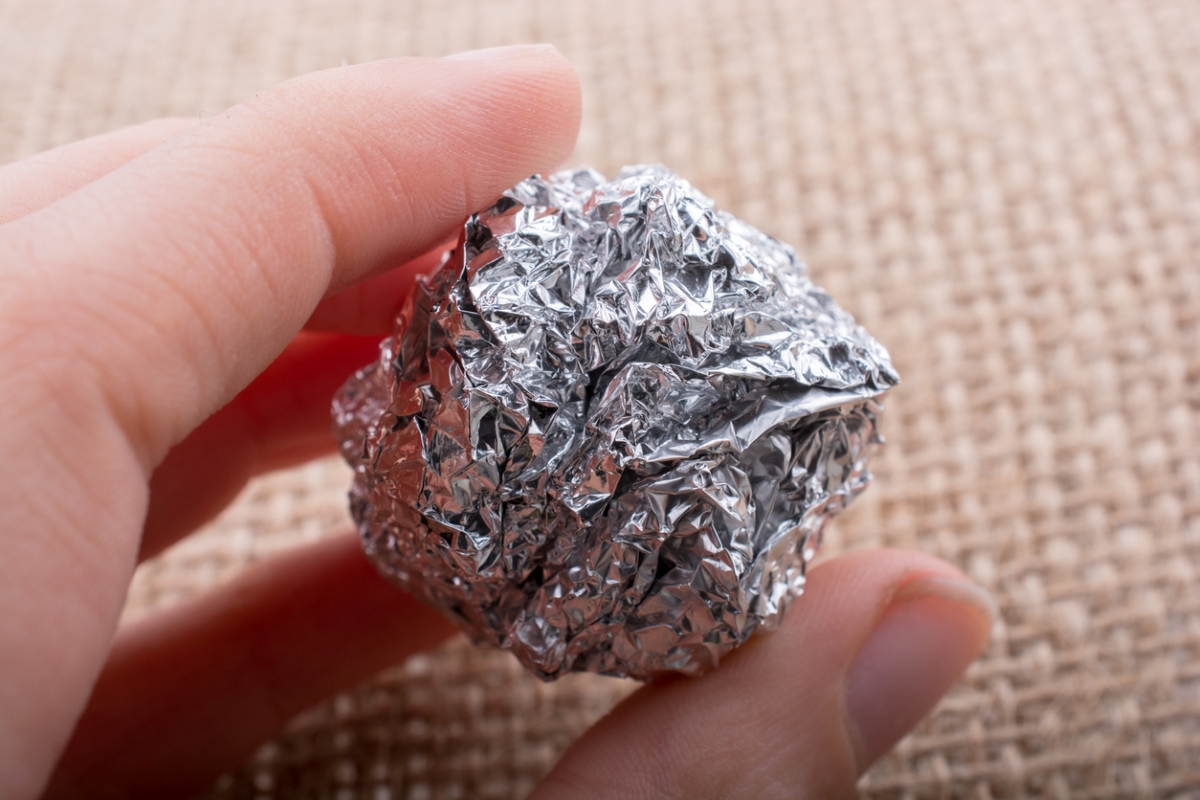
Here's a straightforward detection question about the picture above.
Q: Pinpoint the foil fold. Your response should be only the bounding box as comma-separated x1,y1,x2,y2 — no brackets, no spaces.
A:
334,165,898,680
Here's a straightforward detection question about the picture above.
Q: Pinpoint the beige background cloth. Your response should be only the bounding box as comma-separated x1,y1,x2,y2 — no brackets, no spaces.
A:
4,0,1200,796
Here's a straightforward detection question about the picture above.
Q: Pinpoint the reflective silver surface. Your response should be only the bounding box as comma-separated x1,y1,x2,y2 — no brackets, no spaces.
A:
333,166,898,680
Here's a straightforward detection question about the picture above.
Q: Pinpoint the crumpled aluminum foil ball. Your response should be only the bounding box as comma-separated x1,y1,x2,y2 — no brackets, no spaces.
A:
333,165,898,680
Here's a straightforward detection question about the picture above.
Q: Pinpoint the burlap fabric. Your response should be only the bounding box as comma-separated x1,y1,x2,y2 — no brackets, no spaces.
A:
4,0,1199,796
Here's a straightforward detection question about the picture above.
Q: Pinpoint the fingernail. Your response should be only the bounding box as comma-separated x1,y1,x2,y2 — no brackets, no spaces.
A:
844,575,996,771
445,44,559,61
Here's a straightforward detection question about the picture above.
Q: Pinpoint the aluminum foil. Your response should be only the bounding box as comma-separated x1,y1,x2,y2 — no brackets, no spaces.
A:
333,165,898,680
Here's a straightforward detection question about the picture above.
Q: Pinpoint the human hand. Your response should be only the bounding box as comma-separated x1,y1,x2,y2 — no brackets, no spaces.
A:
0,46,992,799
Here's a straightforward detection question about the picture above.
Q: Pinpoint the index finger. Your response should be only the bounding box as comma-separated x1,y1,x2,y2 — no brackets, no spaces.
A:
0,46,579,797
0,45,580,469
0,117,198,224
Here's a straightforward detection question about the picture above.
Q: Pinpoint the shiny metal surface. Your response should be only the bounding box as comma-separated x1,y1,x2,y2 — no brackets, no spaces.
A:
333,166,897,679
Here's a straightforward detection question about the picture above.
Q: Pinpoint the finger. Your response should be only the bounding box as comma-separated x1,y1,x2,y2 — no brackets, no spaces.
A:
144,239,446,557
44,534,457,800
530,549,995,800
0,46,579,793
0,118,197,224
141,331,382,560
304,239,452,335
2,46,580,472
145,239,449,560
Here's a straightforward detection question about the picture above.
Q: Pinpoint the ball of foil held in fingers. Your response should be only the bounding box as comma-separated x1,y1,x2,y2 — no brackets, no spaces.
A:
333,165,898,680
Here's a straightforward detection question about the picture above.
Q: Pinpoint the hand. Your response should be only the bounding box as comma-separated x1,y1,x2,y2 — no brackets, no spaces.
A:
0,45,992,799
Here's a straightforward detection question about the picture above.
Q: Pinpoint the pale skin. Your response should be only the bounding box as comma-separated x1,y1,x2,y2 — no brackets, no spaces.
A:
0,46,995,799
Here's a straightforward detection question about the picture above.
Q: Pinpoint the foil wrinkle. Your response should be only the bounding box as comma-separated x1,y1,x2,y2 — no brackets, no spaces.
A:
333,165,898,680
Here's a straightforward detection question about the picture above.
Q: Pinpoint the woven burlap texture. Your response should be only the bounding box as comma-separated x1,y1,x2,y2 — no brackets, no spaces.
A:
5,0,1199,797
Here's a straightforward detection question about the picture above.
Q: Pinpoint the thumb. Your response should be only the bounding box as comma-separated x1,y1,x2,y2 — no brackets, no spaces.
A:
529,548,995,800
